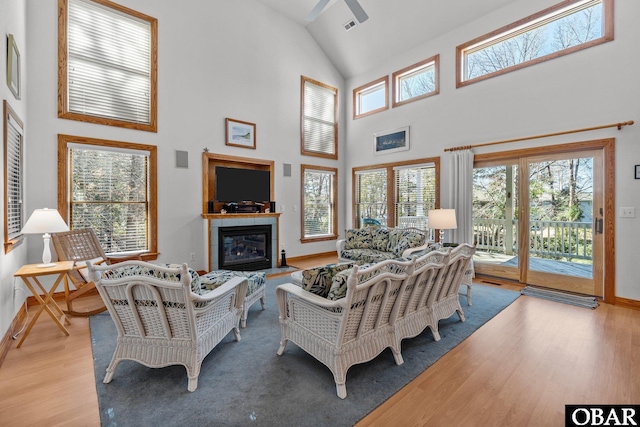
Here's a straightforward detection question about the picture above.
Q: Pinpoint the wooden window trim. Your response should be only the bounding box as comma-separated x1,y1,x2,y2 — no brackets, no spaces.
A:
300,76,339,160
57,134,158,258
351,157,440,228
58,0,158,132
456,0,614,88
353,76,389,119
4,101,24,253
392,55,439,108
300,164,338,243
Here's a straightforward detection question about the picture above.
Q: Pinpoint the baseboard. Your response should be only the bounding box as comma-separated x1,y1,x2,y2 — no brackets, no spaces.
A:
287,251,335,264
614,296,640,311
0,303,27,369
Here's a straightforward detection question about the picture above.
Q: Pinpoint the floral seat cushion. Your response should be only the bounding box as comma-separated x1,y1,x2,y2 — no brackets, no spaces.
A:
339,248,396,264
199,270,266,295
297,262,355,298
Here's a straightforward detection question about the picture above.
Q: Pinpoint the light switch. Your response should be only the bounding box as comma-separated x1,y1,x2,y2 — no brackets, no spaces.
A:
620,207,635,218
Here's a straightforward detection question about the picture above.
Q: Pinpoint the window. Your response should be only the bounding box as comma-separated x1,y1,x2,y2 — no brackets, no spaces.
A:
392,55,439,108
354,168,388,227
301,76,338,159
3,101,24,253
58,0,158,131
353,76,388,118
457,0,613,87
395,163,437,239
353,159,439,230
58,135,158,257
301,165,338,242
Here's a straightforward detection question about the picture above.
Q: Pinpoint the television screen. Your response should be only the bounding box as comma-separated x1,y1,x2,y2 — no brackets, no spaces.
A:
215,166,270,202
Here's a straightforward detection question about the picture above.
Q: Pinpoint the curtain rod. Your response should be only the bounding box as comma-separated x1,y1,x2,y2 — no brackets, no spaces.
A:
444,120,635,152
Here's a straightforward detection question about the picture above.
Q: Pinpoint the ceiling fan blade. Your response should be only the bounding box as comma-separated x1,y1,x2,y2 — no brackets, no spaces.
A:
306,0,331,22
344,0,369,23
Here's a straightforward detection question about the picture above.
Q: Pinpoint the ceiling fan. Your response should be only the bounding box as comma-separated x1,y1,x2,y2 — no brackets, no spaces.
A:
306,0,369,24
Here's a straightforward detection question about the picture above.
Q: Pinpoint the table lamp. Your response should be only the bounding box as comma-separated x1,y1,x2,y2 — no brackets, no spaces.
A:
428,208,457,244
21,208,69,267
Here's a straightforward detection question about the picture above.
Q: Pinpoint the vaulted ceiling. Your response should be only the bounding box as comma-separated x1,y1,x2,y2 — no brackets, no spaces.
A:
255,0,518,78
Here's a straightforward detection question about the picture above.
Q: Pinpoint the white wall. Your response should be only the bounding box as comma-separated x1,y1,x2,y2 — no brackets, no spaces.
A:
344,0,640,300
0,0,28,344
24,1,344,266
0,1,345,339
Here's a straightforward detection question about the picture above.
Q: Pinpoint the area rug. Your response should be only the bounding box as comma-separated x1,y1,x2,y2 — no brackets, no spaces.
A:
521,285,598,309
90,278,520,427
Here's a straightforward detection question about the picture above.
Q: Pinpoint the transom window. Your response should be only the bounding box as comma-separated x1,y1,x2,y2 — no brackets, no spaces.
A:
59,0,158,131
301,165,338,242
457,0,613,87
58,135,158,256
353,76,388,119
392,55,439,108
301,76,338,159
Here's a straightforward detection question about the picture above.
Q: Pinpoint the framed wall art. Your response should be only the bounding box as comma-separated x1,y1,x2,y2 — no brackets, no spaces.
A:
225,118,256,149
374,126,409,155
6,34,20,100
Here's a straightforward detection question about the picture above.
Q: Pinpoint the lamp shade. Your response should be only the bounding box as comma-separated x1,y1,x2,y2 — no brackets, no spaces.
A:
21,208,69,234
428,209,457,230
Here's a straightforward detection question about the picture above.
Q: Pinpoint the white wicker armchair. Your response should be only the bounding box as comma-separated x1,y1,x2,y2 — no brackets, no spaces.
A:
276,258,414,399
87,261,248,392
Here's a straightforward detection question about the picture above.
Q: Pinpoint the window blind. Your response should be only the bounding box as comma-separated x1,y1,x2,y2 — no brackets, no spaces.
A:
70,145,149,253
303,78,337,156
303,169,335,238
355,169,388,227
67,0,151,124
5,113,23,240
394,163,436,232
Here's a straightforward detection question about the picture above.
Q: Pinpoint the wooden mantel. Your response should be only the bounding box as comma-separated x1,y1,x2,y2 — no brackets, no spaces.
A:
202,213,281,220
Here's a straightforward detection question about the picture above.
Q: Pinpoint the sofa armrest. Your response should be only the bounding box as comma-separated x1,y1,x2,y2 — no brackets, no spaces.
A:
336,239,346,255
402,242,430,258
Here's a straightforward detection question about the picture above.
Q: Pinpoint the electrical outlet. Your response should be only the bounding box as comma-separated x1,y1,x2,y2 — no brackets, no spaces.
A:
620,207,636,218
190,252,196,261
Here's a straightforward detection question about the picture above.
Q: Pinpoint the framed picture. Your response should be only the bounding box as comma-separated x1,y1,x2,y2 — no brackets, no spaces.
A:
374,126,410,155
6,34,20,100
635,165,640,180
225,118,256,149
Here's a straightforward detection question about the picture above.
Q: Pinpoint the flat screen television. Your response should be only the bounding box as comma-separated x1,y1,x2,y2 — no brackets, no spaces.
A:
215,166,271,202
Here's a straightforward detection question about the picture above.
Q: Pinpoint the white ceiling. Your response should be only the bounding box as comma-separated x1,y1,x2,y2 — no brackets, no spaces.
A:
255,0,518,78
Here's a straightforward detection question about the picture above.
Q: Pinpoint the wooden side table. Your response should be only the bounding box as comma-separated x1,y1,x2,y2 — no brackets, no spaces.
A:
14,261,74,348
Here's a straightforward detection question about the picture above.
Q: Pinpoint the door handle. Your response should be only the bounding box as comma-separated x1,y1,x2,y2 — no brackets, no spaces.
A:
595,218,603,235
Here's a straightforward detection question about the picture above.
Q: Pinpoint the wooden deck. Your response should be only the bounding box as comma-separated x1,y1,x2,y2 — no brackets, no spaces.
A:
474,251,592,279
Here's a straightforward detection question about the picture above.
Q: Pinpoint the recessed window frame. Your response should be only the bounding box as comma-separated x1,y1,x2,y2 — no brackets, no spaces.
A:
301,76,338,160
353,76,389,119
392,55,439,108
57,134,158,259
456,0,613,88
58,0,158,132
301,164,338,243
3,101,24,253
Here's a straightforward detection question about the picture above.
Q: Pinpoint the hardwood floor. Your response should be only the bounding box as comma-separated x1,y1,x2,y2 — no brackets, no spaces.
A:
0,256,638,427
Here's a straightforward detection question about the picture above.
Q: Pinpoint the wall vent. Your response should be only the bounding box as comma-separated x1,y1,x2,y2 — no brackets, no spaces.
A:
344,20,357,31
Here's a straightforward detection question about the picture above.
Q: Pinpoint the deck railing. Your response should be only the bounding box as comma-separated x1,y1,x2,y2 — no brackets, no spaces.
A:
473,218,593,261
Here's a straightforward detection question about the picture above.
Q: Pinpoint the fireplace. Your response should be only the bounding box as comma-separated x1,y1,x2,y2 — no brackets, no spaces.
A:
218,225,272,271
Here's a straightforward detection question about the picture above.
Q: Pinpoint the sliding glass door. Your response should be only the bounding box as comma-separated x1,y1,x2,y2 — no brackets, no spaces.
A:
473,143,608,298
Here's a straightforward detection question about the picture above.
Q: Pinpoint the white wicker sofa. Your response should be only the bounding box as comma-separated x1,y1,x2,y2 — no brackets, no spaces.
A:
87,261,248,392
336,226,430,264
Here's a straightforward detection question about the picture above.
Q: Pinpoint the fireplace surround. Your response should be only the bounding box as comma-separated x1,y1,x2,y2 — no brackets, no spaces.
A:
207,214,279,271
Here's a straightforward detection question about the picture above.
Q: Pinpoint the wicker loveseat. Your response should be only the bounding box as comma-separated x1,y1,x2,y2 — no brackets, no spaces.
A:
336,227,430,264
